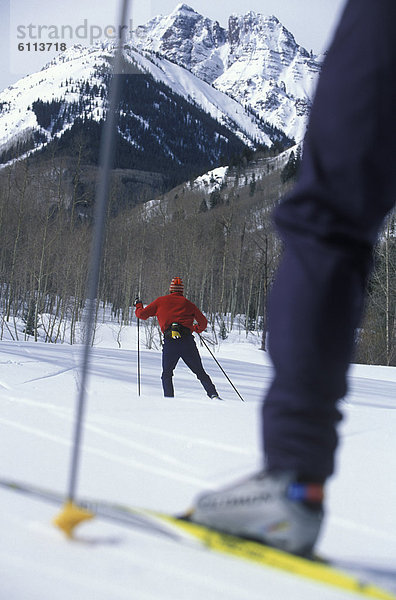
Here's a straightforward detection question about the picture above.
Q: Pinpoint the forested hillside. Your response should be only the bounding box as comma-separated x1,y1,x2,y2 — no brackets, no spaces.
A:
0,145,394,364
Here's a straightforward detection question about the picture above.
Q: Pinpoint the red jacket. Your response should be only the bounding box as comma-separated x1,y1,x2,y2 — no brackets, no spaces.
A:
135,292,208,334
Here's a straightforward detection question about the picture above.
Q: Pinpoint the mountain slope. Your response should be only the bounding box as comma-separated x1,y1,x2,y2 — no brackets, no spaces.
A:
0,39,289,173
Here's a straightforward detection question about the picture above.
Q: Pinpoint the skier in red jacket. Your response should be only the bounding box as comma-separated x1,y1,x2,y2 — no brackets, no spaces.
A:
134,277,220,399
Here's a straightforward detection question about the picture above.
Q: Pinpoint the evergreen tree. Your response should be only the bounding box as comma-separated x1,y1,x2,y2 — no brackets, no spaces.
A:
281,149,302,183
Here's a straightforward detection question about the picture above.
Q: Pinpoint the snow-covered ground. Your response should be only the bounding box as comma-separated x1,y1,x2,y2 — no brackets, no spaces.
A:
0,321,395,599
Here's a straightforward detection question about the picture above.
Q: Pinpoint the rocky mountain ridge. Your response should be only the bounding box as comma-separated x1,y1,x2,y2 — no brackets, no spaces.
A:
134,4,322,140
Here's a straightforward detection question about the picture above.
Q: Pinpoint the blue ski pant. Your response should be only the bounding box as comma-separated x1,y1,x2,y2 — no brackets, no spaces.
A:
161,335,217,398
263,0,396,482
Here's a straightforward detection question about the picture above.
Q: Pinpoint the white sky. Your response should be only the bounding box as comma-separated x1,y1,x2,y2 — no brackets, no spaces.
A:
1,0,347,92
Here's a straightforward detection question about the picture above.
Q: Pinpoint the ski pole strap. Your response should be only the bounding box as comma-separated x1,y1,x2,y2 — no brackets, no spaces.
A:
287,483,324,503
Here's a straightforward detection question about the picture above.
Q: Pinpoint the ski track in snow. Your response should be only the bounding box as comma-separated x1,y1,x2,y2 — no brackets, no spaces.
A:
3,392,259,457
19,366,78,385
0,414,213,487
331,514,396,543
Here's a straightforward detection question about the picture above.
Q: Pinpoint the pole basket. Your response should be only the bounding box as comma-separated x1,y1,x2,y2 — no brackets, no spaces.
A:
53,500,95,538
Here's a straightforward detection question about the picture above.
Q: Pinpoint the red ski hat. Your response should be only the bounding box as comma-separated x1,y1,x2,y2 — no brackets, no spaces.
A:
169,277,184,294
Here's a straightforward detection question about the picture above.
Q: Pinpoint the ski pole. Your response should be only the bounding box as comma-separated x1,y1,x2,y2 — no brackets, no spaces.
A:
134,290,142,396
61,0,131,511
137,314,141,396
54,0,132,538
198,334,245,402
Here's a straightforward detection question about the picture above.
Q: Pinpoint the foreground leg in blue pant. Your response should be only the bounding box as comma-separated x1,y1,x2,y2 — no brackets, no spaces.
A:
263,0,396,482
189,0,396,555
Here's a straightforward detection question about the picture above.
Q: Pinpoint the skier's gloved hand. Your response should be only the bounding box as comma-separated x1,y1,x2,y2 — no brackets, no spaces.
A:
193,324,202,334
133,297,142,307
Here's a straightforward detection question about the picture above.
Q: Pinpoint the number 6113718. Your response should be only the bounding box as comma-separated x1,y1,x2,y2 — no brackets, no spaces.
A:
18,42,67,51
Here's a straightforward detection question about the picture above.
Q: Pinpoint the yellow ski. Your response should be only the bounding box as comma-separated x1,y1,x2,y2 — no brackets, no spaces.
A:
154,513,395,600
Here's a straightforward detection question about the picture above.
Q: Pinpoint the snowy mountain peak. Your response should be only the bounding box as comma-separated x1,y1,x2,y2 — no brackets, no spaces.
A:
227,11,298,55
134,4,226,75
172,3,199,16
133,6,321,140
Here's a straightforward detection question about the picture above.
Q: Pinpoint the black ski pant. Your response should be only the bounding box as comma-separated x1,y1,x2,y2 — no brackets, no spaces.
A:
162,335,217,398
263,0,396,483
